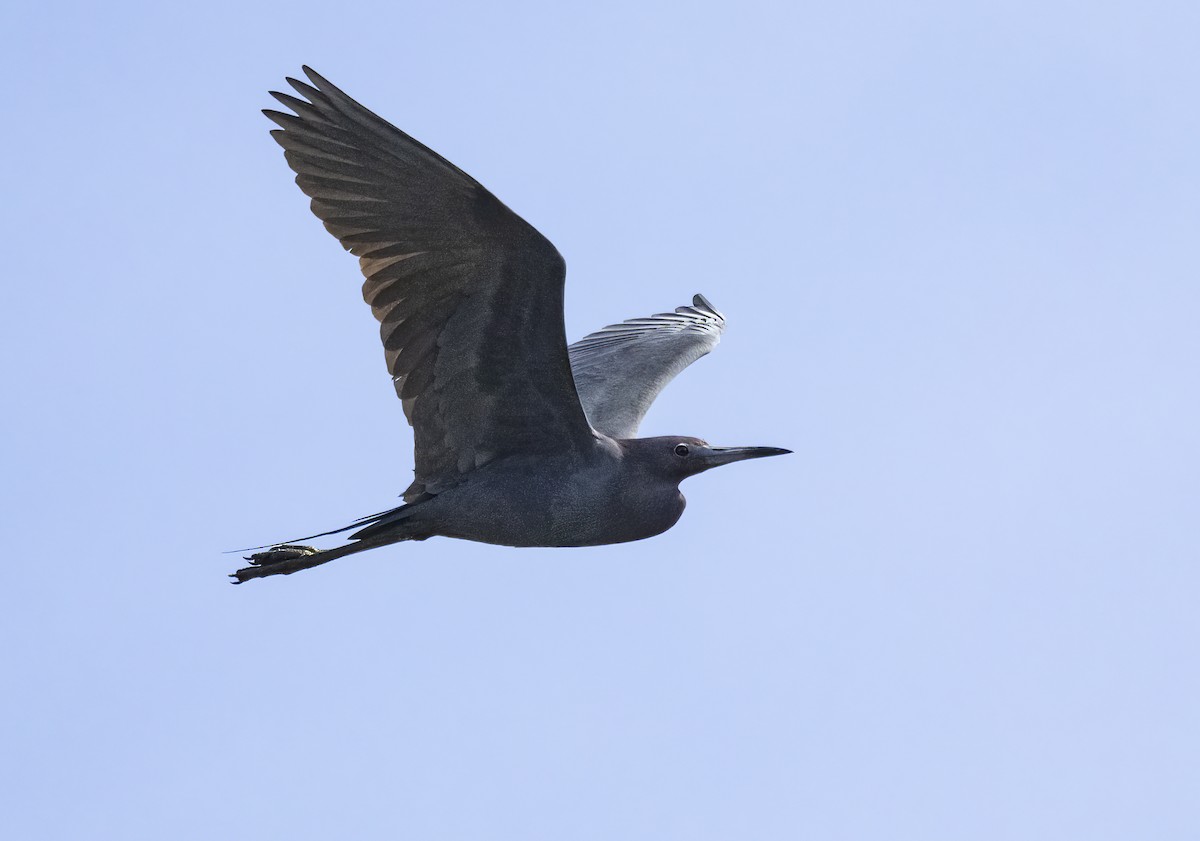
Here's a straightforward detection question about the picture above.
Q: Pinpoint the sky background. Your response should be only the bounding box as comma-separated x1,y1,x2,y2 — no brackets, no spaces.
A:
2,0,1197,838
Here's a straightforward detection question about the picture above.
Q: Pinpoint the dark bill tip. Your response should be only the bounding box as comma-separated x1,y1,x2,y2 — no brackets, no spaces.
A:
750,447,792,457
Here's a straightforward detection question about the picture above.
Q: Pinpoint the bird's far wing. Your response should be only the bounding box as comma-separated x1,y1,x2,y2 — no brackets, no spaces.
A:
266,67,595,500
568,295,725,438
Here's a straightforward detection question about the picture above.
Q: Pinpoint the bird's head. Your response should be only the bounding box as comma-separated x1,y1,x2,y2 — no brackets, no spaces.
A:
628,436,792,481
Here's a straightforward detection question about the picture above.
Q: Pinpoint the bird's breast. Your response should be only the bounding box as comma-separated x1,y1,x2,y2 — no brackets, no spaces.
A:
546,478,685,546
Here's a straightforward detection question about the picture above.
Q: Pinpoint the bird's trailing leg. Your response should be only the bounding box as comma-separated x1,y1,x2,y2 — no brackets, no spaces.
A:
232,544,324,583
230,535,405,583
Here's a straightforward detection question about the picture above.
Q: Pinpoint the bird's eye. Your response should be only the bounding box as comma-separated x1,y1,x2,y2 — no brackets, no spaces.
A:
673,443,690,457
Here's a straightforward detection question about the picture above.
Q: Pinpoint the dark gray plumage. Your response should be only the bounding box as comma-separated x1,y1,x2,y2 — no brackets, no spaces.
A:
234,68,789,583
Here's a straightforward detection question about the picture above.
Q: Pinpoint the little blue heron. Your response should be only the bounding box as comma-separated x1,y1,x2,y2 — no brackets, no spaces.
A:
235,68,790,582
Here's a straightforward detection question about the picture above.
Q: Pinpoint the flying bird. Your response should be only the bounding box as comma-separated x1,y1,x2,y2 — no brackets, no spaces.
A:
235,67,790,582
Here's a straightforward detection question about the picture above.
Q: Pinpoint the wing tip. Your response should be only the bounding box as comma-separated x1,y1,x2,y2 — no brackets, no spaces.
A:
301,66,345,100
674,292,724,325
692,293,721,316
262,108,292,128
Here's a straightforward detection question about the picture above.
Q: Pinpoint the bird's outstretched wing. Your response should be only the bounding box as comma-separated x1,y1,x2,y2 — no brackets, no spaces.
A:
568,295,725,438
266,67,595,500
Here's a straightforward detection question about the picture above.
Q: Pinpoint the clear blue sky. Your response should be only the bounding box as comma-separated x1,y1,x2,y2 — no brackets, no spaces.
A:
2,1,1197,838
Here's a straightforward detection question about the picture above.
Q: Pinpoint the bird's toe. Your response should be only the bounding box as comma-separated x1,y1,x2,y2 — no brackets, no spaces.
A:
231,545,320,584
243,544,317,565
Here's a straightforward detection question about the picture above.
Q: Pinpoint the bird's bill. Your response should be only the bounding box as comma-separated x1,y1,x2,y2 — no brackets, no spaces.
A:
700,445,792,469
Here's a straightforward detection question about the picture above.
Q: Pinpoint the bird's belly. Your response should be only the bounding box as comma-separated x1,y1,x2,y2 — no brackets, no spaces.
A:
415,470,685,548
543,491,685,547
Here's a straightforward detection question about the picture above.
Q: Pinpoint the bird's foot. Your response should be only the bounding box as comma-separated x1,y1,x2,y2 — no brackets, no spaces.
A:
231,544,319,584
